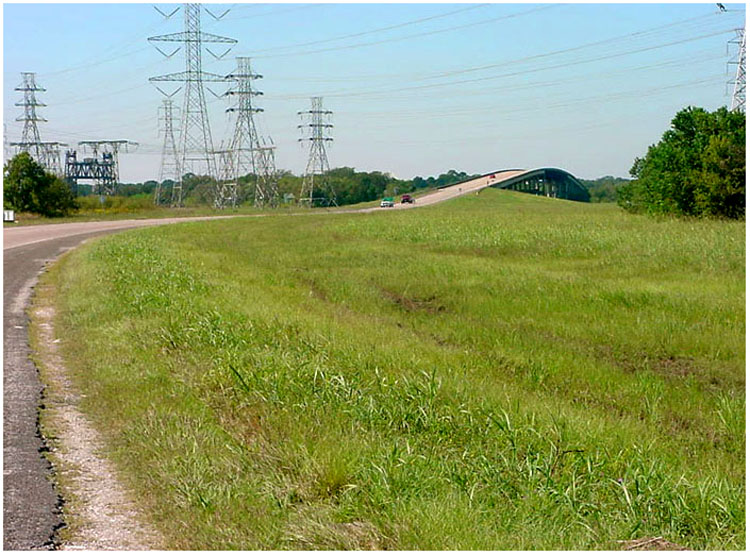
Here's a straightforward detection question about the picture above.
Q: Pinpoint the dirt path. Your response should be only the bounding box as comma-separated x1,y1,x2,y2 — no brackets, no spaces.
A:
31,272,164,550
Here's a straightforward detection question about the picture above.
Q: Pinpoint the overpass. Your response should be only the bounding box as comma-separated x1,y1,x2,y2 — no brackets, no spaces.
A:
384,167,589,210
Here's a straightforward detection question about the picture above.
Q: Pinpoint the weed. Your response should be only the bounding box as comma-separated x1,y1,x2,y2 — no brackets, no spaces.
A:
48,190,744,549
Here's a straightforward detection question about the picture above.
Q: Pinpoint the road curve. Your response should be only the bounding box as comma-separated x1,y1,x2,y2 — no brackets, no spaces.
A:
2,172,524,549
3,215,240,550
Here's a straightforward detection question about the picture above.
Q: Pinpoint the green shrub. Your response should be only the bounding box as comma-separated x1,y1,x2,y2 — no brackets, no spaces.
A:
618,107,745,219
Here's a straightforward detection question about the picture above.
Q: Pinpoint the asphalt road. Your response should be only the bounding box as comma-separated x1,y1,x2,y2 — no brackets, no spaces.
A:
4,230,121,549
2,172,527,549
3,216,238,550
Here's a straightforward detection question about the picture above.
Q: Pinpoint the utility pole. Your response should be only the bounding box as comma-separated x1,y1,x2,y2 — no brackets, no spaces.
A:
10,72,66,175
149,3,237,207
729,27,746,113
223,57,279,208
298,97,336,207
155,97,181,205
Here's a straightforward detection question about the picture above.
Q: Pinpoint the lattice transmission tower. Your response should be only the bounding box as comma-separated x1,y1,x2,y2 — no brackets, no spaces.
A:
10,72,66,175
3,124,10,164
155,97,182,205
298,97,336,207
222,57,279,208
149,3,237,206
729,27,746,113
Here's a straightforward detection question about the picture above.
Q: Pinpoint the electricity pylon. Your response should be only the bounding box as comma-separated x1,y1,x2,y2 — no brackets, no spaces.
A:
155,97,181,205
149,3,237,206
223,57,279,208
298,97,336,207
729,27,746,113
10,72,66,175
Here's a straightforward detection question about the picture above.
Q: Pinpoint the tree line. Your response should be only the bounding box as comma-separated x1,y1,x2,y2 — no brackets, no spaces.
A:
6,105,743,219
3,154,480,216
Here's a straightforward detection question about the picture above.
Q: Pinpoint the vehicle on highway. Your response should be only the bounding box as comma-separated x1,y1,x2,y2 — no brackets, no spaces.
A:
380,197,395,208
400,194,415,204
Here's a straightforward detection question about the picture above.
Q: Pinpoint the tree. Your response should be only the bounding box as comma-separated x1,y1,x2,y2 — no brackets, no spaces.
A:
580,176,630,203
618,106,745,218
3,152,78,217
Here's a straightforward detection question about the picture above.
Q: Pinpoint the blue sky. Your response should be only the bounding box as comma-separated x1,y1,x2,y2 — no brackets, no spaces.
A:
3,2,746,182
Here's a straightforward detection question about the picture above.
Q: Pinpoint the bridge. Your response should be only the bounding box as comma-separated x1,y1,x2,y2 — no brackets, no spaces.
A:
384,167,589,210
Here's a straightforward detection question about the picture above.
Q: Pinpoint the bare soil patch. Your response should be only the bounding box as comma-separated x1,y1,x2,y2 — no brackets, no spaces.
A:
618,536,689,550
379,286,447,314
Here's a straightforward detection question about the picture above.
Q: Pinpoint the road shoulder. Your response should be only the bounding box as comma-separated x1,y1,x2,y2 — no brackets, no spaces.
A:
30,254,165,550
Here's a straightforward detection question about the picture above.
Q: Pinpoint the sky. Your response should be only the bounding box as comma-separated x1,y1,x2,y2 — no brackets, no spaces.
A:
3,2,747,182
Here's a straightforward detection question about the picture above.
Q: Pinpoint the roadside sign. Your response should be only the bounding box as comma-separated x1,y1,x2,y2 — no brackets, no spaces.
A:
4,210,15,223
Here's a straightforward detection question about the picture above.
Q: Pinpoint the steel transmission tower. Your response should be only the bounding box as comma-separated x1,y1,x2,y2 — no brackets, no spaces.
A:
149,4,237,206
155,97,182,205
298,97,336,206
3,124,10,164
223,57,279,208
10,72,66,175
729,27,746,113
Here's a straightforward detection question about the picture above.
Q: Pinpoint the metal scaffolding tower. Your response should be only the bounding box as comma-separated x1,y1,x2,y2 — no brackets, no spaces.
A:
155,97,181,205
298,97,336,207
77,140,138,186
64,150,116,197
729,27,746,113
10,72,66,175
223,57,279,208
149,3,237,206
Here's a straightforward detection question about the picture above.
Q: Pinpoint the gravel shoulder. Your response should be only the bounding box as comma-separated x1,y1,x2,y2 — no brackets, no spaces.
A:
30,257,165,550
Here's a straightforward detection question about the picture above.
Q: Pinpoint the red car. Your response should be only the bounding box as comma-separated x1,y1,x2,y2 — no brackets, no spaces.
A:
400,194,415,204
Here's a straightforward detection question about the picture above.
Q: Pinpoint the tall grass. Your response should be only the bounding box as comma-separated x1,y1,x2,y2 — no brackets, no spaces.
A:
46,190,744,549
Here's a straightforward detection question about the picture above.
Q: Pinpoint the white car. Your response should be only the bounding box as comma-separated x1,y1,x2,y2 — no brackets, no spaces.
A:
380,199,394,208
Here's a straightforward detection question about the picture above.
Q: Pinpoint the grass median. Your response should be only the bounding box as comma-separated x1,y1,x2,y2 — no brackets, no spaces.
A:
45,189,745,549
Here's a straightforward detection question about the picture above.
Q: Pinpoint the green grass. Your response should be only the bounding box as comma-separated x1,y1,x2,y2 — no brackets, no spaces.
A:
4,200,267,226
45,189,745,549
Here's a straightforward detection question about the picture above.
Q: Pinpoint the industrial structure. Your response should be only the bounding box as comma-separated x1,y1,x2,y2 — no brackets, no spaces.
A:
729,27,746,112
223,57,279,208
155,97,181,205
298,97,336,206
78,140,138,184
149,3,237,207
10,72,66,175
64,150,116,197
64,140,136,196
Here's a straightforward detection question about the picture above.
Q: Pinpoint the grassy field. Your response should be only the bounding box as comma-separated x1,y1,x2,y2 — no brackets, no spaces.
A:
40,189,744,549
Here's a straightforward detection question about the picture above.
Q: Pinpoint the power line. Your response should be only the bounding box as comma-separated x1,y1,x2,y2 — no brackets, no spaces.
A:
296,27,736,100
250,4,490,54
254,4,561,59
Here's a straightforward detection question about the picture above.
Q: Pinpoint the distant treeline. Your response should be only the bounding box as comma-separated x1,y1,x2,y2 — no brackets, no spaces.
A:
579,176,631,203
116,170,640,206
114,168,480,207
